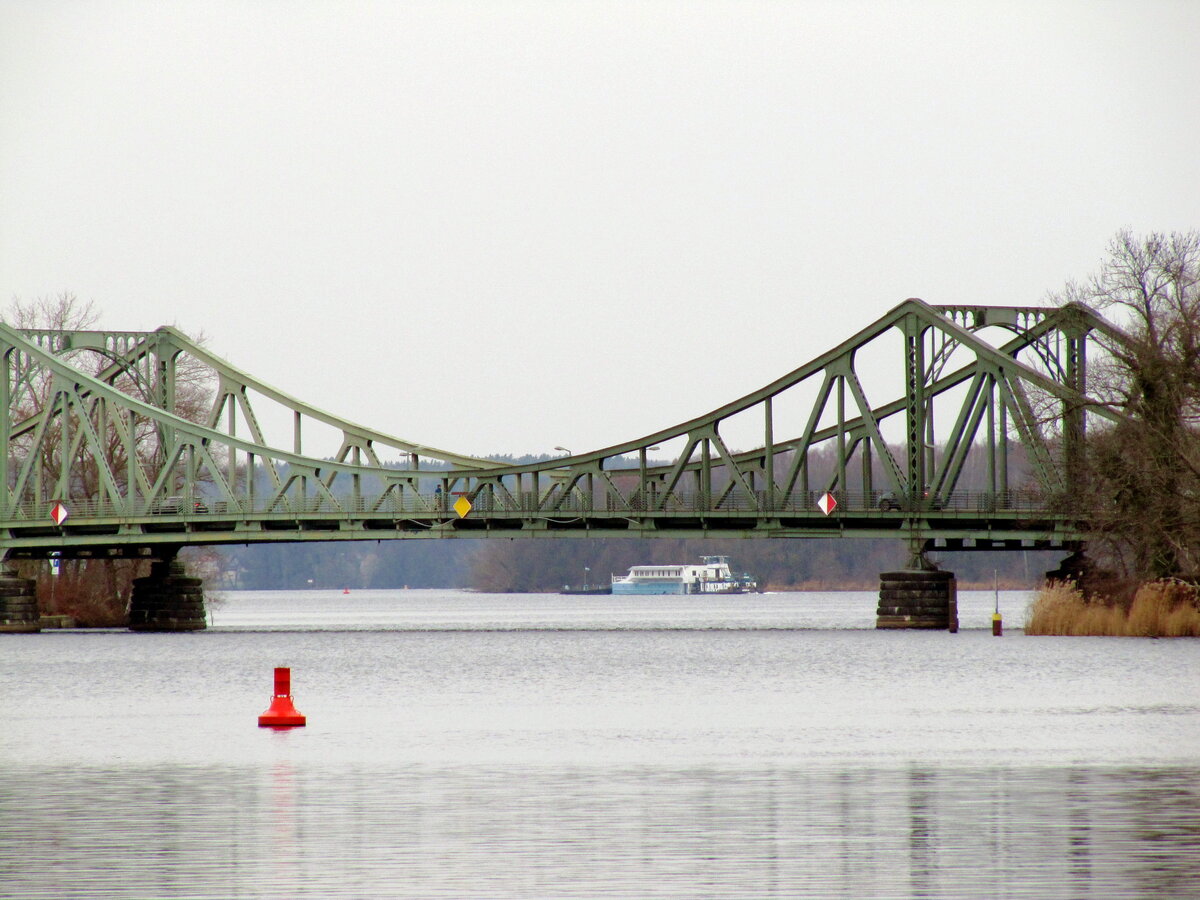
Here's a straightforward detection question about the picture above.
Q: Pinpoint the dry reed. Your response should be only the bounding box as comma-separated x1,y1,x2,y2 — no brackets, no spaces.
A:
1025,579,1200,637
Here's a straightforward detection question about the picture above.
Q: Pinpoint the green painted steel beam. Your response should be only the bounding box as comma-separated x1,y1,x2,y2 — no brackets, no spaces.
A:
0,299,1125,560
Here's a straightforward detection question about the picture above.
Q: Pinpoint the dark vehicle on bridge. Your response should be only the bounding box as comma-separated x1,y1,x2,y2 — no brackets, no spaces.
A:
149,496,208,514
879,491,901,511
878,490,944,511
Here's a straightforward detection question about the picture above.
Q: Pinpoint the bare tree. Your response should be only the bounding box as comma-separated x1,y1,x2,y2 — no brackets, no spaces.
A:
1051,230,1200,581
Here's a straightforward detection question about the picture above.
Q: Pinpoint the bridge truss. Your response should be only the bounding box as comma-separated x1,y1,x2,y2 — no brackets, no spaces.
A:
0,298,1125,561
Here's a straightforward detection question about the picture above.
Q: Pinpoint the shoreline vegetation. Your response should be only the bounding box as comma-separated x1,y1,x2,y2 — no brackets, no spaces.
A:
1025,580,1200,637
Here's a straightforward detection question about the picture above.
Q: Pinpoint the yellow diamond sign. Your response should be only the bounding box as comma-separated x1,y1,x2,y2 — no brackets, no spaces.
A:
453,495,473,518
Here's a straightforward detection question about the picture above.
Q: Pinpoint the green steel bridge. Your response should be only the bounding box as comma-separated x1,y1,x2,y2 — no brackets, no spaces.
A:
0,298,1125,565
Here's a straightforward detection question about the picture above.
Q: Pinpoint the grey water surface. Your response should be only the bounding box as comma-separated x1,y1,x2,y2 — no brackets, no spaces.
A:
2,589,1198,898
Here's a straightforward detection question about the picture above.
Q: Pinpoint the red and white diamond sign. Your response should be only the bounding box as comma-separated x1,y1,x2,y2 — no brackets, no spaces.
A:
817,492,838,516
50,502,69,525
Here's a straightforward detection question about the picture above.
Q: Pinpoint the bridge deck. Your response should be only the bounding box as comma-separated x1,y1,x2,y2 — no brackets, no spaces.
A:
3,490,1085,557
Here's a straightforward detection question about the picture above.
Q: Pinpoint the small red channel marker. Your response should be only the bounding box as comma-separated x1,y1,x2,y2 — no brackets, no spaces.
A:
258,667,307,727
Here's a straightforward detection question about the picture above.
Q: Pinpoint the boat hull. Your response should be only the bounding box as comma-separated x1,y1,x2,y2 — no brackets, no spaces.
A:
611,582,746,595
611,582,690,595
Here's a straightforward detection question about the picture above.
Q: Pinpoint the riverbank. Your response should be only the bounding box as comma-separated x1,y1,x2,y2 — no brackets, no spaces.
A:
1026,580,1200,637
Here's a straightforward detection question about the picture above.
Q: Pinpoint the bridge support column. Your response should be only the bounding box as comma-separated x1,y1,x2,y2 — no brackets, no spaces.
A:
1045,549,1114,599
1045,550,1089,585
128,557,207,632
877,559,958,631
0,561,40,633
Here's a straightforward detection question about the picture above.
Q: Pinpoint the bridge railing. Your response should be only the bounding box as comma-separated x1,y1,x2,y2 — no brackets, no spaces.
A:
6,488,1057,524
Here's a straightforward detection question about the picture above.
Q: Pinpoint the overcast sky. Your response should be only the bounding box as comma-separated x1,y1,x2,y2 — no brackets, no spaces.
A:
2,1,1197,459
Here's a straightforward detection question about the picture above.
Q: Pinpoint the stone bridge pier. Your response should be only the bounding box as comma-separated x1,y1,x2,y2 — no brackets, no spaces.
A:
1044,547,1114,598
128,553,207,632
0,561,39,633
876,551,958,632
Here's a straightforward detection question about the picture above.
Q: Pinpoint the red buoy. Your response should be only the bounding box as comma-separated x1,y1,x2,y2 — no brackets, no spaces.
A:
258,667,306,727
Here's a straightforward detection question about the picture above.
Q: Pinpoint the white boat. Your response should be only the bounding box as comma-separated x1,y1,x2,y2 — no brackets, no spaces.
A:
610,556,757,595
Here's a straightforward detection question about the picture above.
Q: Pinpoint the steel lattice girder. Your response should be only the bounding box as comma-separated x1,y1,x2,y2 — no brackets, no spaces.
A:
0,299,1126,555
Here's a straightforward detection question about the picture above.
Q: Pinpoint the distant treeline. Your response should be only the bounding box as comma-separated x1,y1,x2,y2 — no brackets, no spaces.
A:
214,445,1058,591
217,535,1059,592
